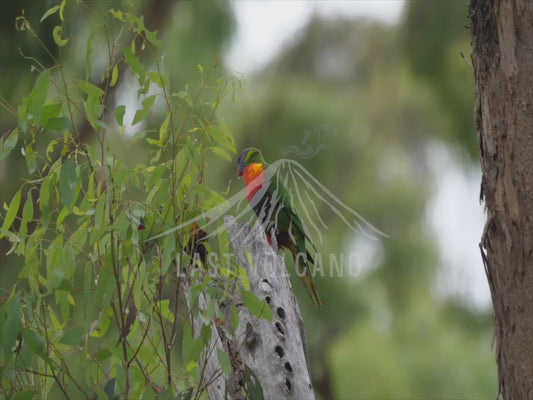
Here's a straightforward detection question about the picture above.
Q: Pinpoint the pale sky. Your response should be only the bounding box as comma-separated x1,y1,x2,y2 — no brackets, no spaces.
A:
426,142,489,310
226,1,405,73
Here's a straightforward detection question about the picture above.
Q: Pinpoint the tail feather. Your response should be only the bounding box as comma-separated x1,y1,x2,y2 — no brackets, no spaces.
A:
306,250,314,264
289,244,322,307
301,272,322,307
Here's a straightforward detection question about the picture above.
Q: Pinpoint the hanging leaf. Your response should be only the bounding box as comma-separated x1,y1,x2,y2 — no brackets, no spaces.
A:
20,190,34,236
24,144,37,174
59,158,78,209
39,175,53,229
0,129,19,160
21,70,51,126
242,365,265,400
22,328,52,366
159,114,170,144
11,390,38,400
217,348,232,375
40,5,61,22
231,304,240,332
244,249,255,269
209,146,232,162
157,299,175,323
208,125,236,154
76,80,104,98
103,378,118,400
238,266,250,290
85,31,94,81
115,105,126,126
52,26,69,47
123,46,143,76
242,290,273,322
59,0,66,21
1,189,22,236
59,326,84,346
2,295,22,361
182,323,203,373
110,64,119,87
132,95,157,125
148,71,170,89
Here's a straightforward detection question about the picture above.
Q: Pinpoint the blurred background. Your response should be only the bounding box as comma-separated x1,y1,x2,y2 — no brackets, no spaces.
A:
0,0,496,398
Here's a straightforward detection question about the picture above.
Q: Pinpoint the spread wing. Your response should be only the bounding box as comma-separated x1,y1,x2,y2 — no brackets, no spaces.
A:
267,159,388,246
144,158,387,251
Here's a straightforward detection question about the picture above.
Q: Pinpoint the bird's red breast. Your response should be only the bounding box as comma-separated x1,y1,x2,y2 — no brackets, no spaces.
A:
243,163,266,202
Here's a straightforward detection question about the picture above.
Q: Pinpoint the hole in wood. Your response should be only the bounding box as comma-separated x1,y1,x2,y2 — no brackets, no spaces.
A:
285,379,292,393
265,296,271,304
275,345,285,358
277,307,285,319
284,361,293,373
275,322,284,336
262,278,269,283
245,323,257,350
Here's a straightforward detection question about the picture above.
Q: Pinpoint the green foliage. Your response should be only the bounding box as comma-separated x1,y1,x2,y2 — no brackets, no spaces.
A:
402,0,477,156
242,290,273,322
330,295,497,398
0,130,19,161
0,2,254,398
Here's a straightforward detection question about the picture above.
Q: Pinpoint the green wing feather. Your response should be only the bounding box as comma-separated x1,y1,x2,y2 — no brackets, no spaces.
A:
266,168,322,307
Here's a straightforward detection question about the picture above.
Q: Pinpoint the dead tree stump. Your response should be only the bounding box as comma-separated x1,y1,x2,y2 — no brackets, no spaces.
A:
188,216,315,399
222,216,315,400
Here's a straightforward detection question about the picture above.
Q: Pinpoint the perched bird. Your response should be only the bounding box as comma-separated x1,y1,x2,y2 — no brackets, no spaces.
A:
237,147,322,307
185,220,208,268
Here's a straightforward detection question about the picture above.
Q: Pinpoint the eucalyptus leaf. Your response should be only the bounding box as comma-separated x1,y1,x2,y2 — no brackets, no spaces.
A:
242,290,273,322
59,326,84,346
217,348,232,375
59,158,77,209
40,5,60,22
132,95,157,125
1,189,22,235
52,25,69,46
0,129,18,160
115,105,126,126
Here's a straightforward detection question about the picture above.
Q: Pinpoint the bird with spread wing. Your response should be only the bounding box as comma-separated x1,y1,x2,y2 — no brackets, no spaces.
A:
237,147,322,307
147,147,386,307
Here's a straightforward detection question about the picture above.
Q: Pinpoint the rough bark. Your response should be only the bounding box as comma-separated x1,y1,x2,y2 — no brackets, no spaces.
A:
470,0,533,397
190,291,227,400
224,216,315,400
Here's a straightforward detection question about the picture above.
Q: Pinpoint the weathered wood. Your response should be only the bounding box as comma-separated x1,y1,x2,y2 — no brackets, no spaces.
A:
471,0,533,397
187,216,315,399
183,274,226,400
193,292,227,400
223,216,315,400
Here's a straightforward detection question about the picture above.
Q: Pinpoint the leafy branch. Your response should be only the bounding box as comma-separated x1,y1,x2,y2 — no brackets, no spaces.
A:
0,2,251,399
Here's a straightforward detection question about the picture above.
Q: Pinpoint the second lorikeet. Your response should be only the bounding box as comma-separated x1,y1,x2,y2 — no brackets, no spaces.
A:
237,147,322,307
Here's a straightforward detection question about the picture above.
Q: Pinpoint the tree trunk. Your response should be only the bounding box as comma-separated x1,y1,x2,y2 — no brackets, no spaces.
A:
188,216,316,399
224,216,316,400
470,0,533,397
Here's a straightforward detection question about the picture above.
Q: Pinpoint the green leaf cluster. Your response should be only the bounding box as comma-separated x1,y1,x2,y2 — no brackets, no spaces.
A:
0,2,253,398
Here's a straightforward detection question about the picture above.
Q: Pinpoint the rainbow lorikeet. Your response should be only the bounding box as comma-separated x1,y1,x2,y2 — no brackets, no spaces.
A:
237,147,322,307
